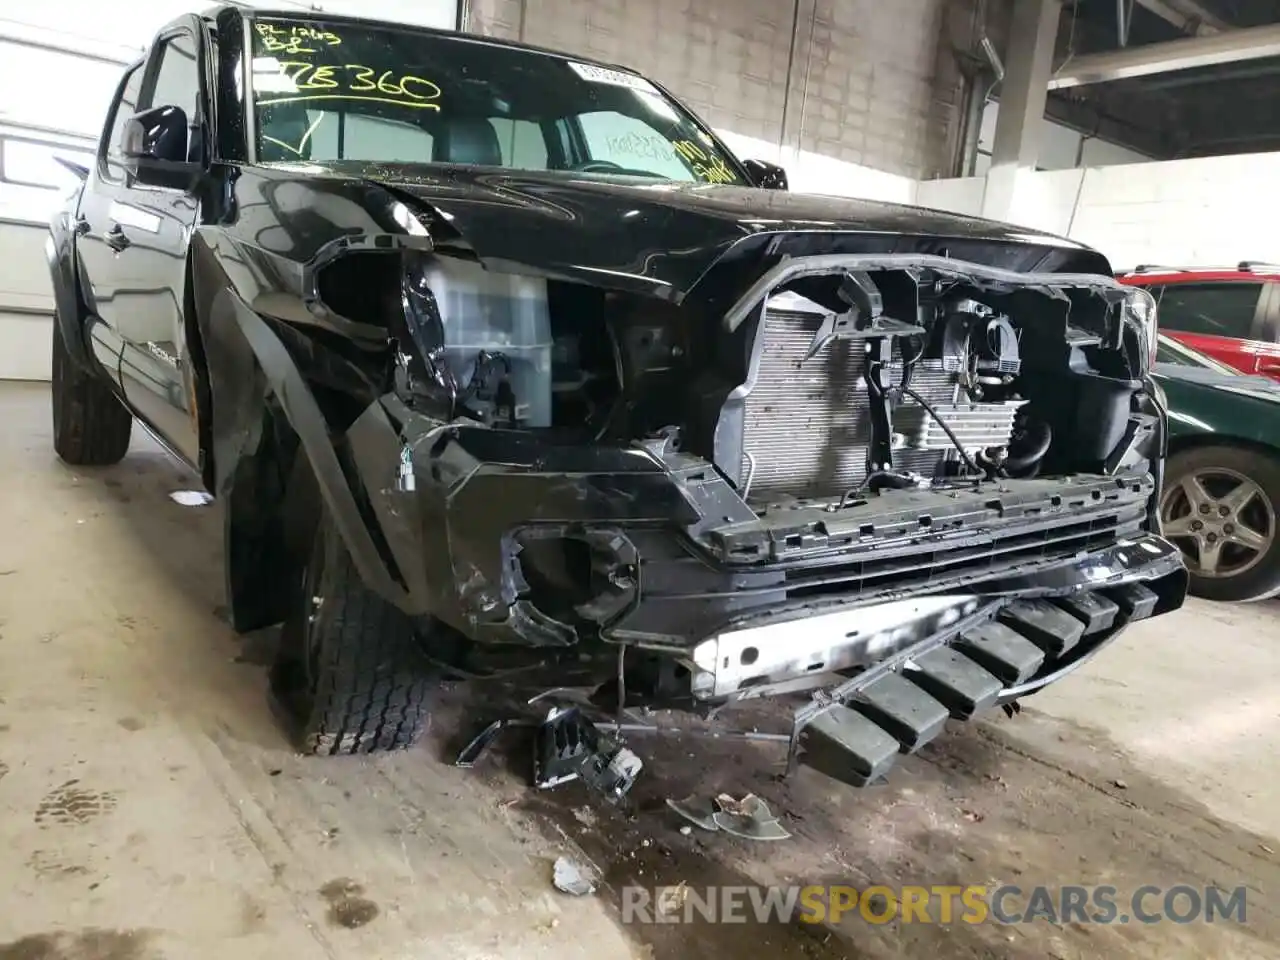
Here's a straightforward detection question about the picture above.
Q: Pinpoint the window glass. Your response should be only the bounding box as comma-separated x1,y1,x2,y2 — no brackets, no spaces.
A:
264,109,434,162
247,16,744,183
103,63,144,181
146,33,201,161
488,118,547,168
1156,282,1262,339
578,112,692,179
1155,335,1239,375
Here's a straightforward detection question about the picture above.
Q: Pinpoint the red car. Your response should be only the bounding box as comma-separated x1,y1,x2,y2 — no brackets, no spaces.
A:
1118,263,1280,381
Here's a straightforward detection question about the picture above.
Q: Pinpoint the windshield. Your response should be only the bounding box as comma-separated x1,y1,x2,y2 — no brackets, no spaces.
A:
247,16,747,184
1155,334,1239,375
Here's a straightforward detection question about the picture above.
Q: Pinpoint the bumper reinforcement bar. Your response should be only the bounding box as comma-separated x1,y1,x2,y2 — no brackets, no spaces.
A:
791,570,1179,788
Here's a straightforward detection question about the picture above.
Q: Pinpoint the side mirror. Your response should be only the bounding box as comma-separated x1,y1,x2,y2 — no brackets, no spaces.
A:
122,105,201,190
743,158,789,191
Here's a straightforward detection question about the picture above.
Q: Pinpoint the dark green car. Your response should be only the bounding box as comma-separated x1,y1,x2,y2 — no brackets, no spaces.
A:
1156,335,1280,601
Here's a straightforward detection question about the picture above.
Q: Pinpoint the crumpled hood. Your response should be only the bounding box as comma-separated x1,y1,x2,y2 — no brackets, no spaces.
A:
293,160,1111,301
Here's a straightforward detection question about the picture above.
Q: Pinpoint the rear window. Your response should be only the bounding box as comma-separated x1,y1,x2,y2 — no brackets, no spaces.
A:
1156,282,1263,339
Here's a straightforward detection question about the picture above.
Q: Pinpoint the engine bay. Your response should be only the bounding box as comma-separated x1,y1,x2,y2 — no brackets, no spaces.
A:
413,254,1156,513
321,248,1156,521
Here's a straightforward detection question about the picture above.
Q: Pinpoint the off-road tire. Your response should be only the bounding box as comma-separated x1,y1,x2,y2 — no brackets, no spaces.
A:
51,315,131,465
1163,445,1280,603
271,512,433,755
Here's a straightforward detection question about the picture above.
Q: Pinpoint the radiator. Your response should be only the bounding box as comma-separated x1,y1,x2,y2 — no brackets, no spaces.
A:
739,301,1012,501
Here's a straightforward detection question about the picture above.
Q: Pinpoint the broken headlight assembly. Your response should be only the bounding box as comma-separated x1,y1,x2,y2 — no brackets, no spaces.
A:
399,251,554,427
1121,286,1158,376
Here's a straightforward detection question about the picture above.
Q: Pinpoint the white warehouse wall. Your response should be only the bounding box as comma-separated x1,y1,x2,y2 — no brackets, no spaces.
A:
0,222,56,380
915,151,1280,272
1069,153,1280,270
973,100,1150,175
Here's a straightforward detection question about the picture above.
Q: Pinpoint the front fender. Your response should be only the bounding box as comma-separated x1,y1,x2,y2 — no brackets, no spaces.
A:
46,202,93,370
208,287,411,615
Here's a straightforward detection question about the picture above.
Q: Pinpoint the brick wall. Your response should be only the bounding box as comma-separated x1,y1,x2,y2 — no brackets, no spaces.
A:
468,0,956,180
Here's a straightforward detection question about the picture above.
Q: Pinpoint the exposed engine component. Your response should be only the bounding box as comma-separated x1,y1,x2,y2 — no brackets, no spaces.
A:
738,291,1025,501
1002,415,1055,477
940,298,1022,396
893,398,1024,452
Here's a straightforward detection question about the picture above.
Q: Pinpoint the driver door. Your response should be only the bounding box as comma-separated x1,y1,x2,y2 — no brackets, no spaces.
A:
111,19,208,464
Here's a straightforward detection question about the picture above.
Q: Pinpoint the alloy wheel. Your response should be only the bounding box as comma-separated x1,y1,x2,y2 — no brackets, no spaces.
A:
1160,467,1275,579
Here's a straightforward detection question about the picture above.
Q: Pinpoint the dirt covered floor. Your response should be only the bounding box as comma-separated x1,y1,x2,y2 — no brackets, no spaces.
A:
0,380,1277,960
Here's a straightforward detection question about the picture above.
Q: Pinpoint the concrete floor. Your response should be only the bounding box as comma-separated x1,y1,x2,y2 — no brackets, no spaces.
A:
0,378,1278,960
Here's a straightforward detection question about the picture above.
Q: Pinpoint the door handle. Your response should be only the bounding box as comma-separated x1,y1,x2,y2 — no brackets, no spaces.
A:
73,216,91,236
103,223,131,252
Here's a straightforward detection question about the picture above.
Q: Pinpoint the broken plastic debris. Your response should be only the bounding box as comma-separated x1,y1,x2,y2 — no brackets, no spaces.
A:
714,793,760,818
535,706,642,799
668,793,791,841
666,795,719,832
454,718,524,768
713,811,791,842
169,490,213,506
552,856,596,896
711,794,791,842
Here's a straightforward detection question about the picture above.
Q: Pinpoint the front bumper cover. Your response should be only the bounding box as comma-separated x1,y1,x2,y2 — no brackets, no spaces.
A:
343,395,1178,643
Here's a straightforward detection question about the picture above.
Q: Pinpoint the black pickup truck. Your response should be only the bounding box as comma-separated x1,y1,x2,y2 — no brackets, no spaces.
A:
47,5,1185,788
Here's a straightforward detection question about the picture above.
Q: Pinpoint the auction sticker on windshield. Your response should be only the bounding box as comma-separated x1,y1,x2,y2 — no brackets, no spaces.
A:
567,61,659,94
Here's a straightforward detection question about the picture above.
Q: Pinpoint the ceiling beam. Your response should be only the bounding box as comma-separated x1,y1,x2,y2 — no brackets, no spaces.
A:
1048,22,1280,88
1134,0,1221,36
1163,0,1232,31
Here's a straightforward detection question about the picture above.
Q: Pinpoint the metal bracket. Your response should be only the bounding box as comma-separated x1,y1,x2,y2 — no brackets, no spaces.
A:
802,270,926,361
864,338,895,472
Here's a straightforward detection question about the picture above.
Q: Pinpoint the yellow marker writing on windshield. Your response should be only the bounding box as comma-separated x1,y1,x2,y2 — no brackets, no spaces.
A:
263,62,442,110
673,140,736,184
261,112,326,158
255,21,342,54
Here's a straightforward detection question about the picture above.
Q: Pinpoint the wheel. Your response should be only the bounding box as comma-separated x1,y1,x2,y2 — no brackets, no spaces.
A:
1161,445,1280,602
269,510,434,755
51,315,132,465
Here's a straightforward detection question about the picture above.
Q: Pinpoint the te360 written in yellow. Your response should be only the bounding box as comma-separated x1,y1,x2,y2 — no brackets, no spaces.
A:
260,62,442,110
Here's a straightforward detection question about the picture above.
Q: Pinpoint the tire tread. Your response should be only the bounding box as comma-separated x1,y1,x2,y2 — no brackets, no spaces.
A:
51,317,131,466
296,527,431,756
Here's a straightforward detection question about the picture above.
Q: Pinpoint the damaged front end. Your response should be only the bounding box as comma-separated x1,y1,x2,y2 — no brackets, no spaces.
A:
267,224,1187,786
